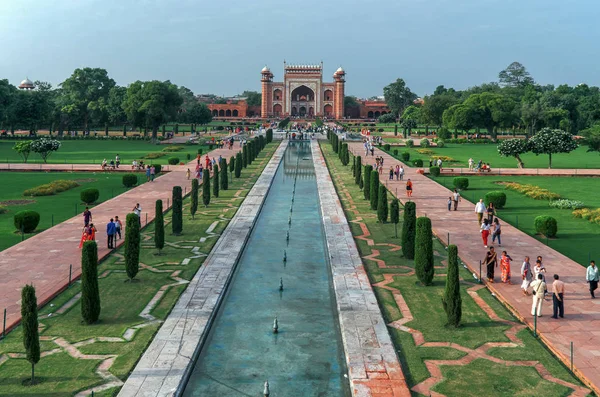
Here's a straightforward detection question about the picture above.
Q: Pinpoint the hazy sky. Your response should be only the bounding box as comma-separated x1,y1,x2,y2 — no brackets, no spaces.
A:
0,0,597,98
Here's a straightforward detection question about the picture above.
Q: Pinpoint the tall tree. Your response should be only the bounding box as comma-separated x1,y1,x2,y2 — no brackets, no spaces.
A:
363,165,373,200
107,86,127,126
383,78,418,118
580,124,600,153
369,170,379,210
415,217,434,286
213,164,220,198
172,186,183,235
355,156,362,185
124,213,140,281
240,90,262,106
390,198,400,238
190,179,199,219
21,284,40,385
202,169,211,207
155,200,165,254
235,152,242,177
377,185,388,223
81,240,101,324
401,201,416,259
530,128,578,168
220,158,228,190
185,102,212,125
442,244,462,327
498,62,534,88
497,138,532,168
420,95,459,127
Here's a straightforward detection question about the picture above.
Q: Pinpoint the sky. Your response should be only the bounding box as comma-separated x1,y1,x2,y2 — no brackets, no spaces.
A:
0,0,597,98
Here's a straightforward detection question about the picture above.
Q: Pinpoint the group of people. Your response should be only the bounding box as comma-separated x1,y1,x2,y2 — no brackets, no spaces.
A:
145,165,157,182
363,139,376,157
101,154,121,170
78,207,123,249
468,158,492,173
388,164,405,181
429,158,443,170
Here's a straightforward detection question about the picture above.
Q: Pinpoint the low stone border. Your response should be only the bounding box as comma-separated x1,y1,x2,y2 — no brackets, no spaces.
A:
311,140,411,397
117,141,288,397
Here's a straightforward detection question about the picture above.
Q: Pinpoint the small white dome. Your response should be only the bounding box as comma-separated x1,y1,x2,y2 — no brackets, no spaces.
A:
335,66,345,74
20,78,34,86
261,66,270,73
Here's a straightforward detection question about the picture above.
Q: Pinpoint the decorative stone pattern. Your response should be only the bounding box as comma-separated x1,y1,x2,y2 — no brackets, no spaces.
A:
117,141,288,397
311,140,411,397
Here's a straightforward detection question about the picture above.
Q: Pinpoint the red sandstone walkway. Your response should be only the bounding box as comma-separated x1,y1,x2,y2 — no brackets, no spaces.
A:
433,167,600,177
0,146,242,334
348,143,600,394
0,163,174,172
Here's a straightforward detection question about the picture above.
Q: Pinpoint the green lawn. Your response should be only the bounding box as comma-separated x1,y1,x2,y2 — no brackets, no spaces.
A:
0,143,278,396
436,175,600,265
320,142,586,396
384,143,600,169
0,172,141,251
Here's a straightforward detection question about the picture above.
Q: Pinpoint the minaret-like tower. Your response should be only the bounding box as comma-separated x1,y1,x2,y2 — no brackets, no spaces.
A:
261,66,273,118
333,67,345,119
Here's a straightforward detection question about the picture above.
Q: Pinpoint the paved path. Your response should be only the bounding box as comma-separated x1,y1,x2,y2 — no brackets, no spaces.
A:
0,146,243,334
435,167,600,177
348,143,600,394
0,163,173,172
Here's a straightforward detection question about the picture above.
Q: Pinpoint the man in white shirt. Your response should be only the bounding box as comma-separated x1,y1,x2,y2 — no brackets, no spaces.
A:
133,203,142,226
452,189,461,211
475,199,486,224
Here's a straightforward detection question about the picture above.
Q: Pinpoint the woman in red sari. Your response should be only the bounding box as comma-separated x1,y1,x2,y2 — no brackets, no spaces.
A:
500,251,513,284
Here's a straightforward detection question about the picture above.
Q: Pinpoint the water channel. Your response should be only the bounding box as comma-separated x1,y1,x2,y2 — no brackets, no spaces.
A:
182,141,349,396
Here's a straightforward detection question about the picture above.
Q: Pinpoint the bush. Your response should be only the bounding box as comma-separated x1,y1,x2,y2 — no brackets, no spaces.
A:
21,284,40,382
534,215,558,238
384,144,391,151
0,205,7,214
355,156,362,185
81,240,101,324
122,174,138,188
413,159,424,167
405,139,414,148
213,164,220,198
549,199,584,210
485,191,507,209
420,138,431,148
442,244,461,327
124,213,140,281
80,188,99,204
378,128,384,132
415,217,434,286
438,127,451,140
153,164,162,174
393,149,398,155
197,148,203,155
172,186,183,235
202,169,211,207
143,152,165,159
190,179,198,219
429,166,440,177
436,141,445,148
402,202,416,259
390,198,400,238
168,157,180,165
401,152,410,161
453,177,469,190
14,210,40,233
186,153,191,160
162,145,184,152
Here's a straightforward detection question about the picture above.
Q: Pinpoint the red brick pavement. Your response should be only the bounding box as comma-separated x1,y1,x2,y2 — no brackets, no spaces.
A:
0,146,242,334
0,163,174,172
349,142,600,395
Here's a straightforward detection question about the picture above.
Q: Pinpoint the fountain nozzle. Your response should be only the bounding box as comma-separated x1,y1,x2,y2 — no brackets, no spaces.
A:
273,317,278,334
279,277,284,291
264,380,270,396
283,250,287,262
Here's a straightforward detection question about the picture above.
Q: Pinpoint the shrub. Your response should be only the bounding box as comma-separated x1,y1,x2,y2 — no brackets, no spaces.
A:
442,244,462,327
429,166,440,177
413,159,424,167
172,186,183,235
363,165,373,200
420,138,431,148
124,213,140,281
415,217,434,286
266,128,273,143
81,240,101,324
220,159,228,190
229,156,235,173
186,153,191,160
549,199,584,210
24,180,79,196
216,126,224,131
453,177,469,190
155,200,164,254
168,157,180,165
80,188,99,204
122,174,138,188
21,284,40,383
402,202,416,259
370,170,379,210
153,164,162,174
235,152,242,178
573,208,600,224
438,127,451,140
384,144,391,151
534,215,558,238
377,185,388,223
417,149,434,155
197,148,203,155
405,139,414,148
143,152,165,159
0,205,7,214
401,152,410,161
390,198,400,238
393,149,398,155
485,191,507,209
14,210,40,233
498,182,560,201
437,141,445,148
378,128,384,132
355,156,362,185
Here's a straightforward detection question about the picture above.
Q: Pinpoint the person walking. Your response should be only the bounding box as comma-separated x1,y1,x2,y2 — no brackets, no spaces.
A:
468,157,474,171
452,189,461,211
115,216,122,240
551,274,565,319
586,260,599,298
106,218,116,249
486,202,496,223
389,166,394,180
480,219,491,247
534,258,547,298
115,154,120,168
406,179,413,197
521,256,533,295
447,197,452,211
483,247,498,282
83,207,92,227
186,168,191,180
399,165,405,181
133,203,142,226
150,165,156,182
500,251,513,284
145,165,151,182
475,199,486,224
491,218,502,246
531,274,546,317
395,164,400,181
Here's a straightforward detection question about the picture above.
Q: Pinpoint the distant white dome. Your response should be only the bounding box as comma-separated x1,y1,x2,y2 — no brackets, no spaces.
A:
261,66,270,73
335,66,345,74
18,78,35,89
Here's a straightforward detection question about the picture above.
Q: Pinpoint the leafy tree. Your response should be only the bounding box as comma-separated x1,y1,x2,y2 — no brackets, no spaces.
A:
213,164,219,198
377,185,388,223
124,213,140,281
383,78,418,117
443,104,474,135
400,118,417,137
461,92,516,139
442,244,462,327
21,284,40,385
390,198,400,238
344,96,359,108
185,102,212,125
155,199,164,254
81,240,101,324
107,86,127,126
355,156,362,185
202,170,211,207
30,138,61,163
498,62,534,88
172,186,183,235
220,158,228,190
401,201,416,259
13,141,32,163
235,152,242,177
363,165,373,200
497,138,532,168
415,217,434,286
378,113,396,124
420,94,459,127
521,100,544,136
241,90,262,106
529,128,578,168
190,179,198,219
402,105,421,122
580,124,600,153
370,170,379,210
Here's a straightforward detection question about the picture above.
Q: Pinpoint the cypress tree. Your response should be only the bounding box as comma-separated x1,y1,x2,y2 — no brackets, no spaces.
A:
443,244,462,327
242,146,248,168
363,165,373,200
202,170,211,207
81,240,100,324
402,201,416,259
125,213,140,280
342,143,349,165
377,185,388,223
213,164,219,198
21,284,40,385
266,128,273,143
190,179,198,219
359,176,364,190
352,155,356,177
390,198,400,238
247,141,254,165
229,156,235,173
220,159,228,190
370,170,379,210
172,186,183,235
155,199,164,253
235,152,242,178
415,216,435,286
355,156,362,185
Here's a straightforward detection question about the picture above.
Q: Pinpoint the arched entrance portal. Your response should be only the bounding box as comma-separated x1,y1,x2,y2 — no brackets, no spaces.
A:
290,85,315,118
299,106,307,117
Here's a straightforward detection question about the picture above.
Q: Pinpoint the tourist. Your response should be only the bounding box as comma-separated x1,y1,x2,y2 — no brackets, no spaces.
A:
370,146,374,156
146,165,151,182
551,274,565,318
88,223,97,241
475,199,486,224
531,274,546,317
491,218,502,246
406,179,413,197
500,251,513,284
133,203,142,226
399,165,404,181
83,207,92,227
486,202,495,223
483,246,498,282
196,153,201,165
205,155,210,169
107,218,116,249
521,256,533,295
447,197,452,211
437,158,443,169
468,157,474,171
586,260,599,298
198,164,203,180
186,168,191,180
389,166,394,180
534,258,547,298
116,154,120,168
394,164,400,180
115,216,122,240
480,219,491,247
150,165,156,182
101,158,107,170
452,189,461,211
131,160,137,170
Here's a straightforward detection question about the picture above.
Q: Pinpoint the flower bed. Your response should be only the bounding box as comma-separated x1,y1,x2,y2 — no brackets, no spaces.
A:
497,182,560,200
23,180,80,196
549,199,585,210
572,208,600,224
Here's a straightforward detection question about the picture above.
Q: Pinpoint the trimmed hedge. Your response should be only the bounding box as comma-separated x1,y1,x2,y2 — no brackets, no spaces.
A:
413,159,424,167
437,141,445,148
172,186,183,235
377,185,388,223
122,174,138,188
384,144,391,151
370,170,379,210
443,244,462,327
14,210,40,233
124,213,140,280
155,200,164,253
168,157,180,165
393,149,398,155
401,152,410,162
406,139,414,148
485,191,507,209
415,216,434,286
80,188,99,204
534,215,558,238
453,177,469,190
153,164,162,174
402,202,416,259
429,166,440,177
81,240,101,324
420,138,431,148
364,165,373,200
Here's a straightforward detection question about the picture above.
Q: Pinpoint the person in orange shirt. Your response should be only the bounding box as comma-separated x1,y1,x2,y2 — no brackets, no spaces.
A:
406,179,413,197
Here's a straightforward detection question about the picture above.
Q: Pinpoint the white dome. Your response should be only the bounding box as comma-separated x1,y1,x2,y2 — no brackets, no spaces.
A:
335,66,345,74
20,78,34,86
261,66,270,73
